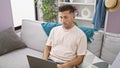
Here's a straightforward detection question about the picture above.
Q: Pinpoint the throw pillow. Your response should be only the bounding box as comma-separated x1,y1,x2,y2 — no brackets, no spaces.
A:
41,22,61,36
87,31,104,57
101,32,120,64
41,22,96,42
77,26,97,42
21,19,48,52
0,27,26,56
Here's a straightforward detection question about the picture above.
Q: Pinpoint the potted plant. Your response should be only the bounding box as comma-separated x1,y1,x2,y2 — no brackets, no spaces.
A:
40,0,58,22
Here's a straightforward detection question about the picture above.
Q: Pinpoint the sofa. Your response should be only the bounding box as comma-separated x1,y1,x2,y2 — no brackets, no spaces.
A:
0,19,120,68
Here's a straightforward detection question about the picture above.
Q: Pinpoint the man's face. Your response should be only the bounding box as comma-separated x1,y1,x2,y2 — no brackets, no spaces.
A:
59,10,75,29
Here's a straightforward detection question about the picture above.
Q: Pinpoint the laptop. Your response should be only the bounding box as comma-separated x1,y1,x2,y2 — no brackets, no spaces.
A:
27,55,57,68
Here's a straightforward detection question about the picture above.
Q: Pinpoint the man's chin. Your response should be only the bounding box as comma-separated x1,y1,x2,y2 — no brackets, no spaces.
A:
63,25,70,29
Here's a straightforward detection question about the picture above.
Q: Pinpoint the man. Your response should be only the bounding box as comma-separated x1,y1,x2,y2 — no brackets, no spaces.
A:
43,5,87,68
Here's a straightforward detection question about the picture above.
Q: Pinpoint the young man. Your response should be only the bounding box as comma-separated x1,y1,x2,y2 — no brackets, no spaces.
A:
43,5,87,68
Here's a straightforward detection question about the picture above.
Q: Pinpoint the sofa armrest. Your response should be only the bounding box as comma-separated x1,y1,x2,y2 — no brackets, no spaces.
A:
78,50,108,68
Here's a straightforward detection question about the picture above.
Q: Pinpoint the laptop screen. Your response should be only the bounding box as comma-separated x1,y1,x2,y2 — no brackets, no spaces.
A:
27,55,57,68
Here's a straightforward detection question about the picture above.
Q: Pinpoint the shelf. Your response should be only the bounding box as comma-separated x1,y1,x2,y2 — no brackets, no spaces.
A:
75,17,93,21
59,2,95,6
58,0,96,28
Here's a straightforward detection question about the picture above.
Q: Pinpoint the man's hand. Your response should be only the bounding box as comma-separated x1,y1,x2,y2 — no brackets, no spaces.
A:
57,64,64,68
57,55,85,68
43,46,51,61
43,57,48,61
57,64,73,68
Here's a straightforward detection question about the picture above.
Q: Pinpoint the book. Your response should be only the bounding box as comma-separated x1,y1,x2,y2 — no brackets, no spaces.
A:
65,0,70,2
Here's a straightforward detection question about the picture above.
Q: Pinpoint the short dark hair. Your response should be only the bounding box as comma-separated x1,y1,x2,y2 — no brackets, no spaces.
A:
58,5,76,13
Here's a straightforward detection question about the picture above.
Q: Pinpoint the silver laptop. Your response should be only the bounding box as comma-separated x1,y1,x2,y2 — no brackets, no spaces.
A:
27,55,57,68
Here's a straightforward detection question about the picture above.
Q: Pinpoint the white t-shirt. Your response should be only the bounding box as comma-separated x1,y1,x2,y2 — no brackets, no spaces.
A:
46,25,87,63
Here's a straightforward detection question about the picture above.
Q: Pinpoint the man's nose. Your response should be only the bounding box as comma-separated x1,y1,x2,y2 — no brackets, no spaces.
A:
61,18,66,23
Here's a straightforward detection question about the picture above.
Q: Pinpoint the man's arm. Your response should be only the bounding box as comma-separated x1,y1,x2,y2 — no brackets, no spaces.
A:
43,46,51,60
57,55,84,68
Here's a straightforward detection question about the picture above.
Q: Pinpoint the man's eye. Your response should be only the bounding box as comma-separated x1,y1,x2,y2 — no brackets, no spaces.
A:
60,17,63,19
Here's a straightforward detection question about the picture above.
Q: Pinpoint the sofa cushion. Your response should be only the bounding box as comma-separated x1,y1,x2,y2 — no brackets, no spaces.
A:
0,48,43,68
87,31,104,57
21,19,48,52
0,27,26,56
101,32,120,64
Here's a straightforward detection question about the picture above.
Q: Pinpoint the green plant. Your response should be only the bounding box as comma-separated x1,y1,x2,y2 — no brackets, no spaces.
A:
41,0,58,22
34,0,38,4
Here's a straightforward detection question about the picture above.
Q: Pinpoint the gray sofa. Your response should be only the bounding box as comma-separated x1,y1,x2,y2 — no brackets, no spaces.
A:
0,19,120,68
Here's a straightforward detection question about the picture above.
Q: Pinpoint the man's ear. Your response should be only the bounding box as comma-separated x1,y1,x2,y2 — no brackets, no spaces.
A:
73,15,75,19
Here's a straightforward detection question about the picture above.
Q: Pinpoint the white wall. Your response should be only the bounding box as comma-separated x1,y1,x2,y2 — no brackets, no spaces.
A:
11,0,35,27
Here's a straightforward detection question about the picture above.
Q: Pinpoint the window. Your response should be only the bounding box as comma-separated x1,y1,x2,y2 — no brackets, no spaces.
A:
11,0,35,27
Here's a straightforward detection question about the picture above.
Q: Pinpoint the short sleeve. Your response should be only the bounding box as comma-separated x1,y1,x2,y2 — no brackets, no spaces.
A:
77,34,87,55
46,28,54,46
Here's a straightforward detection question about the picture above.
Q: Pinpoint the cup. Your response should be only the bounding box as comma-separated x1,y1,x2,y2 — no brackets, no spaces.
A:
70,0,73,3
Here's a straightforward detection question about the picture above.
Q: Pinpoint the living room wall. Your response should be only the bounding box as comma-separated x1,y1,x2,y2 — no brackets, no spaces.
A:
0,0,13,32
106,9,120,34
